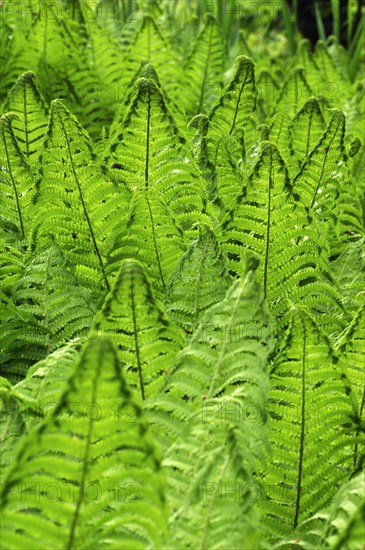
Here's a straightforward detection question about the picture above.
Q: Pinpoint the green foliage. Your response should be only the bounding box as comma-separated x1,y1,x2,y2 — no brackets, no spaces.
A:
0,2,364,549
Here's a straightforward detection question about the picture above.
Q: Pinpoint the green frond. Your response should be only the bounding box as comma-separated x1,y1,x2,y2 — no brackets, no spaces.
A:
2,71,48,167
293,108,363,253
293,40,322,92
290,98,325,170
0,239,25,292
222,141,343,329
184,15,224,115
0,377,27,485
313,41,349,105
166,225,231,332
281,471,365,549
0,113,35,242
331,238,365,314
1,341,81,484
268,110,292,166
261,307,356,543
105,69,205,230
107,187,186,300
335,304,365,473
257,69,280,120
0,336,167,549
153,262,275,548
32,100,127,291
207,55,256,160
14,339,82,428
92,259,184,401
119,15,185,108
0,245,96,381
275,68,313,119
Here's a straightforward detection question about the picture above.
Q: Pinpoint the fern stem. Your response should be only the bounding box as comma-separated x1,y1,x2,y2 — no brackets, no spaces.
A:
22,84,30,159
293,324,307,529
145,194,166,293
1,125,25,239
131,276,145,401
309,124,338,210
61,119,110,291
228,72,249,136
145,85,151,188
263,153,272,299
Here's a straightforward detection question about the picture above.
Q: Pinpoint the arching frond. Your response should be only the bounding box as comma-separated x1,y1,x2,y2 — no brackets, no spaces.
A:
166,225,231,332
105,67,205,230
2,71,48,167
0,113,35,242
32,100,127,291
0,245,96,381
184,15,224,116
152,260,275,548
222,141,343,329
92,259,184,400
0,337,167,550
261,308,356,543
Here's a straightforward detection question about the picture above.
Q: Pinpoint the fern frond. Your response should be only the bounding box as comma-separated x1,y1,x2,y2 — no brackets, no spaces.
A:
293,39,322,92
166,225,231,332
331,238,365,314
261,307,355,543
0,113,35,241
0,341,81,484
32,100,127,291
0,337,167,550
183,15,224,116
275,68,313,119
105,67,205,230
280,471,365,549
153,261,274,548
313,41,349,106
335,304,365,474
108,187,186,300
0,377,27,485
290,98,325,171
0,245,96,381
293,109,363,252
2,72,48,167
92,259,184,401
257,69,280,120
207,55,256,161
222,141,343,329
119,15,185,109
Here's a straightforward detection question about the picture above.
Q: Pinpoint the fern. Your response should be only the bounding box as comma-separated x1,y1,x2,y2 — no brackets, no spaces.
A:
289,97,325,173
2,71,48,167
183,15,224,116
0,245,96,381
105,65,205,230
0,337,167,549
92,259,184,401
108,187,186,299
0,5,364,548
335,304,365,475
166,224,231,332
0,113,34,241
261,307,356,544
206,55,256,163
151,258,275,548
222,141,343,329
279,471,365,549
32,100,127,291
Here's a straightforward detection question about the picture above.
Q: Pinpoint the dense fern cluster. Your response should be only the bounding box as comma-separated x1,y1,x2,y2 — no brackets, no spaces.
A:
0,1,364,549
